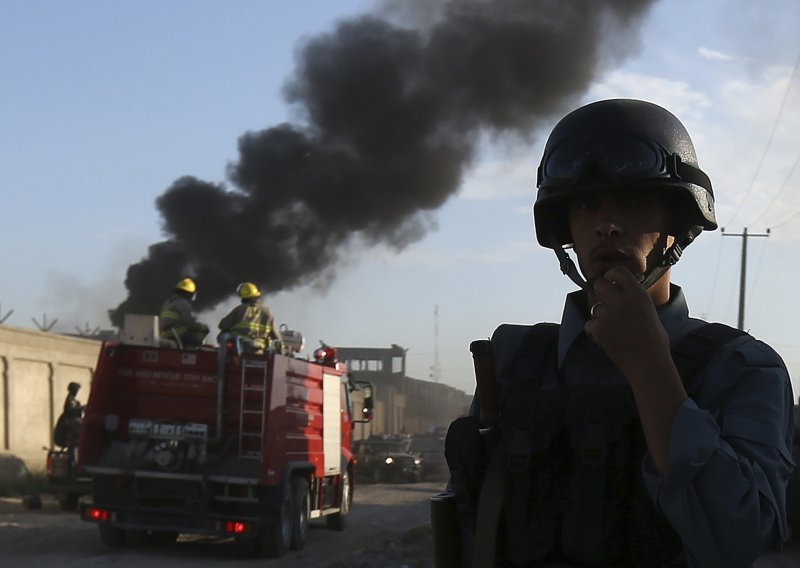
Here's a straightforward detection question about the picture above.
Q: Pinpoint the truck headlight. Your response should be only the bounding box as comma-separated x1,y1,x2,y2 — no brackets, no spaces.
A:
385,457,394,465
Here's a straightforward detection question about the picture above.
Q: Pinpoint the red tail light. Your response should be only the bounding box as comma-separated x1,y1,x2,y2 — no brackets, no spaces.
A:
224,521,252,534
84,507,112,522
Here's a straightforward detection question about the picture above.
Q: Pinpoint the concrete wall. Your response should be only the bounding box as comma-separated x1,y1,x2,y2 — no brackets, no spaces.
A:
404,377,471,434
0,324,100,469
339,346,471,438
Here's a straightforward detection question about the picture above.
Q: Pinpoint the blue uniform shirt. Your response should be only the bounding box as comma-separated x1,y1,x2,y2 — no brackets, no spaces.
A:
557,284,795,567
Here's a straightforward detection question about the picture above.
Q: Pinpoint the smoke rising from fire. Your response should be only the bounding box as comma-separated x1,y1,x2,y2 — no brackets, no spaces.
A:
110,0,657,325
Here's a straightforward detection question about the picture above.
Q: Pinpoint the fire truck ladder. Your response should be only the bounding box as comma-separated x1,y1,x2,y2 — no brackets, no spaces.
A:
238,358,268,461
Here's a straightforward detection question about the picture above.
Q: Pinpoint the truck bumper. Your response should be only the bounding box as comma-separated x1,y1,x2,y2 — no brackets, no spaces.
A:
80,468,284,537
79,500,270,537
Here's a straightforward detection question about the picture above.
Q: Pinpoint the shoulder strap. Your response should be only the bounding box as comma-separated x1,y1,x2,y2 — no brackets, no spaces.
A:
671,322,748,396
474,322,560,567
491,322,559,391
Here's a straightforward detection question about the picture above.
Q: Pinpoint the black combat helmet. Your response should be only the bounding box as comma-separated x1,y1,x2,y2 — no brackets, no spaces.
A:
533,98,716,288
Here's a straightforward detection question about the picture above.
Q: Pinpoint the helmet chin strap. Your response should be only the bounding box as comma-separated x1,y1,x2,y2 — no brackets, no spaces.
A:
551,225,703,292
552,241,590,291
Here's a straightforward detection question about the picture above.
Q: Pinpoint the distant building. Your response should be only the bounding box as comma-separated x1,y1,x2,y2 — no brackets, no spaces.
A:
337,344,471,437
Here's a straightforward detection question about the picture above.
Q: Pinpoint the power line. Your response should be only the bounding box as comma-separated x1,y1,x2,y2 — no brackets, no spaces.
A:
704,233,726,317
748,152,800,227
728,49,800,226
748,233,770,308
771,209,800,229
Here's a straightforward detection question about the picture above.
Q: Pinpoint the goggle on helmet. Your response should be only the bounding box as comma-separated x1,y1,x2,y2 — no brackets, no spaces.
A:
533,99,717,289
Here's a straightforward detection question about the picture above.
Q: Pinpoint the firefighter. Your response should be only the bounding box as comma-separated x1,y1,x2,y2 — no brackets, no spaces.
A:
53,382,84,450
218,282,282,355
51,381,86,480
159,278,209,348
445,99,794,567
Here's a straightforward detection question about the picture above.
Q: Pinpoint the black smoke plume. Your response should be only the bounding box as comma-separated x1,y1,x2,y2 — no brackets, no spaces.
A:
110,0,657,325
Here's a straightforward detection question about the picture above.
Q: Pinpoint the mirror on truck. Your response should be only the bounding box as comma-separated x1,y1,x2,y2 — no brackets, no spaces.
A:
352,381,374,423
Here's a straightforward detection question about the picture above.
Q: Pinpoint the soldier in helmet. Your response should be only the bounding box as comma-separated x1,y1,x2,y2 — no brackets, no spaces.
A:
159,278,209,348
449,99,794,567
218,282,282,355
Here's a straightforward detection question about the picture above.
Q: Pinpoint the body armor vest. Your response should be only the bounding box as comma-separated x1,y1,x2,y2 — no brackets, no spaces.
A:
446,321,746,567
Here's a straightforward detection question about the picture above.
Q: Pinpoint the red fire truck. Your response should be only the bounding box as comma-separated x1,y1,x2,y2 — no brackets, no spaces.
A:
77,322,373,557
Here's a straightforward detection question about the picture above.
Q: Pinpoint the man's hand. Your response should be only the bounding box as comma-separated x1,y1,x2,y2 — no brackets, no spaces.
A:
584,266,687,474
584,266,671,378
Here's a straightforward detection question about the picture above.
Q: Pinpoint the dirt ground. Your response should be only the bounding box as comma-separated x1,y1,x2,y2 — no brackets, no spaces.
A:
1,480,799,567
0,481,441,568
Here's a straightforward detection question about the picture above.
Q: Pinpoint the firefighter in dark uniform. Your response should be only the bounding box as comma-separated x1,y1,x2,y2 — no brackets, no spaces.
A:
159,278,209,348
53,382,84,450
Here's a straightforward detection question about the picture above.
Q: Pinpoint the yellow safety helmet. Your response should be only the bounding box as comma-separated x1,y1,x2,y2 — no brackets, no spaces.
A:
175,278,197,295
236,282,262,299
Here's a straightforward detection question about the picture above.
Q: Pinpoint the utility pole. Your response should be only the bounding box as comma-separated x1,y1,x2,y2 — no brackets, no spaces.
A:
430,305,441,383
721,227,770,330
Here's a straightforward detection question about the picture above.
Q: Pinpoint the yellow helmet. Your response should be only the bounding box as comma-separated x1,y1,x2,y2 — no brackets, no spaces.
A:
175,278,197,295
236,282,261,299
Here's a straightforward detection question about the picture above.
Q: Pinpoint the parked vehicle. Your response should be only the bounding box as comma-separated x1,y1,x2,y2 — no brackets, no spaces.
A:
0,454,35,500
404,434,447,481
354,437,422,483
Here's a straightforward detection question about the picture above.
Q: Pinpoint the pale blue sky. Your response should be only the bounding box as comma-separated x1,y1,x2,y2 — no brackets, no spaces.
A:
2,0,800,395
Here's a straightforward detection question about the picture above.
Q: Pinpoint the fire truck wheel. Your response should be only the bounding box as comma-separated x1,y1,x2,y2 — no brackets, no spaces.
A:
326,469,351,531
290,477,310,550
98,524,126,547
259,488,292,558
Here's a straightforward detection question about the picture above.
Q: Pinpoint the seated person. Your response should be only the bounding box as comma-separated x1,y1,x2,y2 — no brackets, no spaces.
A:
159,278,209,348
218,282,282,355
